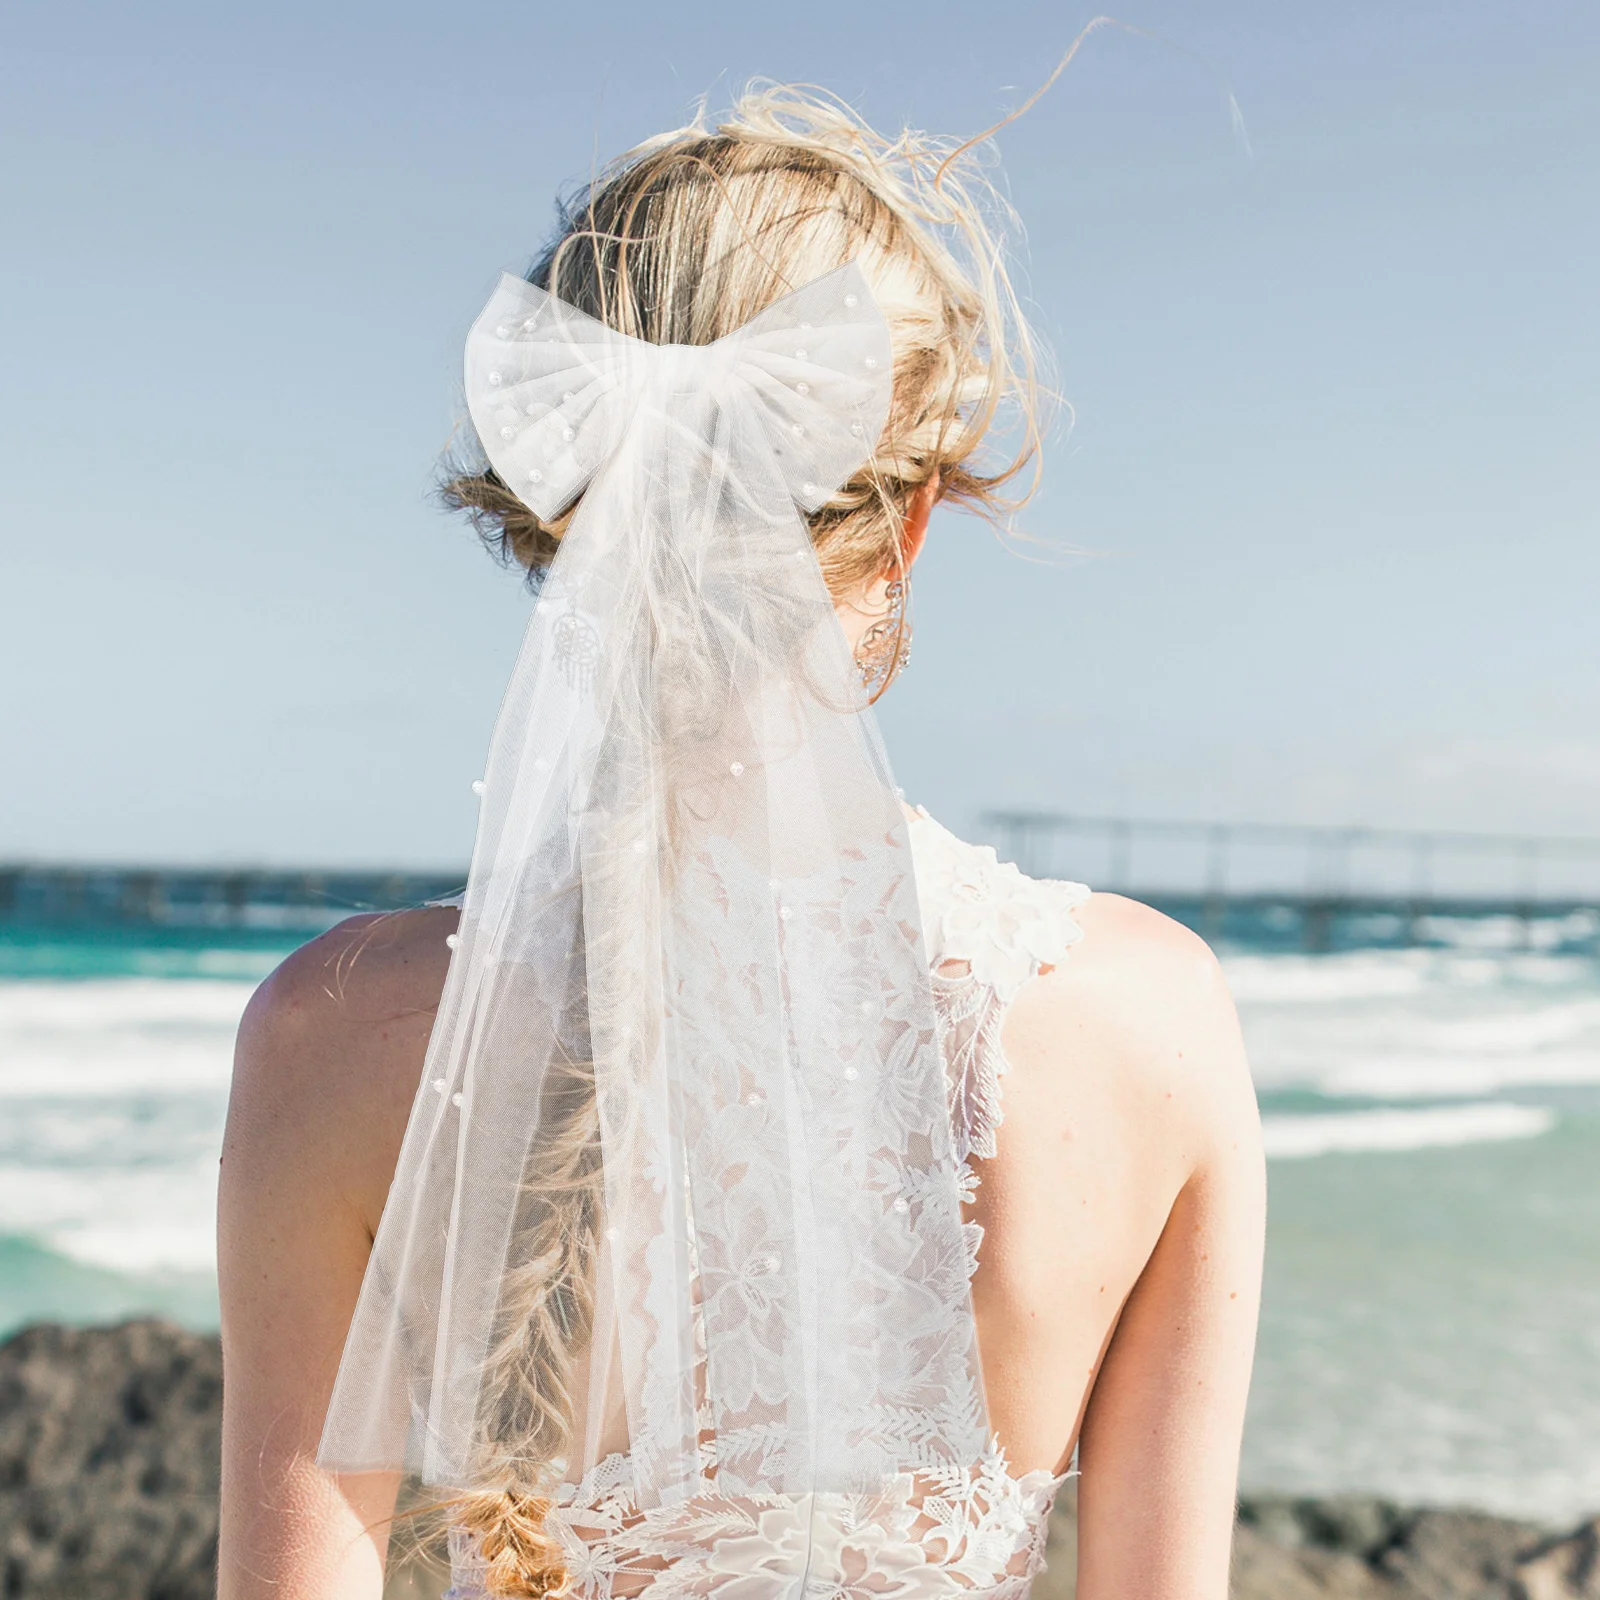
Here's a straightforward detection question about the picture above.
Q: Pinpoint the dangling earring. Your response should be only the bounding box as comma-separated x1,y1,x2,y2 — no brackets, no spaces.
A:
855,577,912,703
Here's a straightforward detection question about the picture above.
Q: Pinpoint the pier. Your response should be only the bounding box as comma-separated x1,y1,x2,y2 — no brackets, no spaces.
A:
0,863,465,933
981,812,1600,952
5,817,1600,954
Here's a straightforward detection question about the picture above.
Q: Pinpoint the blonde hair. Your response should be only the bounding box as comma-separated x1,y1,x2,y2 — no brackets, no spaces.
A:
444,81,1045,603
441,80,1044,1598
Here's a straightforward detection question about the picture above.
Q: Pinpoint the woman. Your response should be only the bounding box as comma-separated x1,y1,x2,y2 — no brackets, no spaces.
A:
218,86,1264,1600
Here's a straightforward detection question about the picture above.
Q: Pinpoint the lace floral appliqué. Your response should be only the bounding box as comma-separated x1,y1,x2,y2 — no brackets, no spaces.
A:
445,812,1089,1600
911,809,1089,1165
446,1440,1062,1600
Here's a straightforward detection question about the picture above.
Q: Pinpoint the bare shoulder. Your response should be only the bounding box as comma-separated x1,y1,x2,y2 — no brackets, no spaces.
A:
242,906,458,1040
1002,891,1258,1183
1061,890,1235,1027
227,907,458,1232
1048,899,1266,1590
218,912,452,1597
971,892,1262,1476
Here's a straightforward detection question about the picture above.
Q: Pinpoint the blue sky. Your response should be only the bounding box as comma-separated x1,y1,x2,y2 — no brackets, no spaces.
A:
2,0,1596,866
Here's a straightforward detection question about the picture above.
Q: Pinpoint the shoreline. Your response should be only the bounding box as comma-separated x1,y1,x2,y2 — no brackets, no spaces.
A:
2,1320,1597,1599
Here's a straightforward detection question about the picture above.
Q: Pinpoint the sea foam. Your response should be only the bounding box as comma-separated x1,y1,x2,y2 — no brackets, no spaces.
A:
0,978,247,1274
1261,1100,1557,1159
0,979,249,1098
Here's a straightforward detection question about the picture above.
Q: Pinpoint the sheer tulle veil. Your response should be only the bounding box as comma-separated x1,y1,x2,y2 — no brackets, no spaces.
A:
317,260,990,1510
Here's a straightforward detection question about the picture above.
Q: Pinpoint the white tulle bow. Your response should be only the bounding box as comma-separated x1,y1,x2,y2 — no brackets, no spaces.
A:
466,266,890,521
319,262,988,1511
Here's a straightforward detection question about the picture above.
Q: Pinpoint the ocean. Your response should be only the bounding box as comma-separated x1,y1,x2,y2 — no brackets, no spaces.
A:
1,909,1597,1522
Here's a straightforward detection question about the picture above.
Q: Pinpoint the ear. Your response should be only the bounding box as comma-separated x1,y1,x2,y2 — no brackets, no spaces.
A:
897,472,941,571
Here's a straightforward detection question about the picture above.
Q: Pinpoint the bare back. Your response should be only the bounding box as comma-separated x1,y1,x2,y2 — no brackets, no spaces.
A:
217,811,1263,1600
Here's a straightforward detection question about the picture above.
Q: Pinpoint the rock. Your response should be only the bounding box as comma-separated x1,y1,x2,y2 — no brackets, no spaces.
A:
1032,1487,1589,1599
1,1320,1596,1600
0,1319,222,1600
1514,1518,1600,1600
1231,1526,1395,1600
1239,1492,1414,1561
1374,1507,1545,1598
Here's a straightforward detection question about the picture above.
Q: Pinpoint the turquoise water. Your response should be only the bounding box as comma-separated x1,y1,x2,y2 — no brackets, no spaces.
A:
0,923,300,1334
1,917,1597,1519
0,922,309,981
1247,1090,1600,1517
1230,940,1600,1517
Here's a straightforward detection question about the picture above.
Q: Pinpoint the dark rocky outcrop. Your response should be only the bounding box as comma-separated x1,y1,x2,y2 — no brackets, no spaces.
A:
0,1320,222,1600
1035,1485,1598,1600
3,1319,1597,1599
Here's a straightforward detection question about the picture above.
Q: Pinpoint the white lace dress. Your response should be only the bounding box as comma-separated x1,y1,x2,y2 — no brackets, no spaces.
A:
445,810,1091,1600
